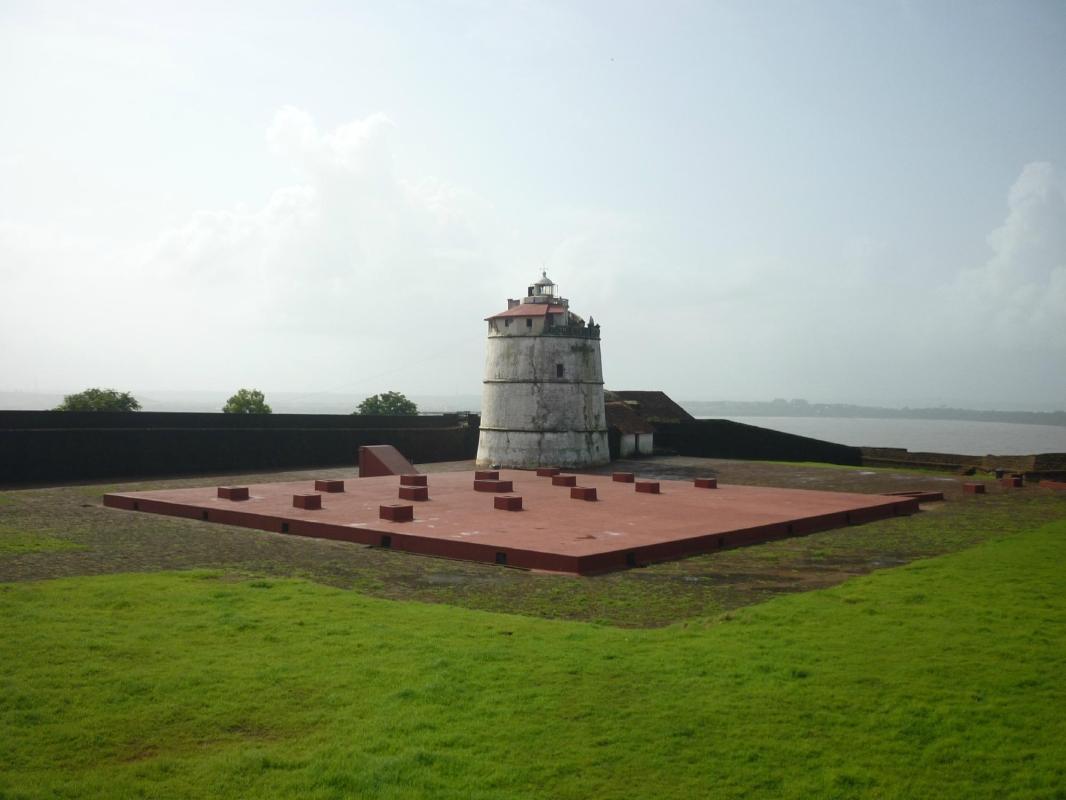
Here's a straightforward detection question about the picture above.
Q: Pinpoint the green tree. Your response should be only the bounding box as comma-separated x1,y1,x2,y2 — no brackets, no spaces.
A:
222,389,272,414
355,391,418,416
54,388,141,412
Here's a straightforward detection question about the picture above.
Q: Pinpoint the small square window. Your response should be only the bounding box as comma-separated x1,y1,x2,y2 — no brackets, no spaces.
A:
526,318,533,328
556,364,564,378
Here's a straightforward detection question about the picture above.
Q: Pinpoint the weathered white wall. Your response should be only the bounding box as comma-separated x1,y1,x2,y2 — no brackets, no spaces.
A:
477,429,610,469
617,433,654,458
477,333,609,468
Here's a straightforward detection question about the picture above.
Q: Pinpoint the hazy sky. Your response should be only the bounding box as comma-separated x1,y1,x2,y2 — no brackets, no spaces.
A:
2,1,1064,409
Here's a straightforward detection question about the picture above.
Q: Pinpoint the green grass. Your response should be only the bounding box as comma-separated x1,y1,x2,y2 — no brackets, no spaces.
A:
760,459,976,477
0,524,83,555
2,522,1064,799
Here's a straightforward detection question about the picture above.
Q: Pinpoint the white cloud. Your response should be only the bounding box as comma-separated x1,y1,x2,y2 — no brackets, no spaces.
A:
953,162,1066,347
0,108,500,394
532,163,1066,403
178,107,493,309
267,107,396,177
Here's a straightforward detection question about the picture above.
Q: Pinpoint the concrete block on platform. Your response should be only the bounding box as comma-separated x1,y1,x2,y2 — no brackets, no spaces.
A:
474,479,514,493
399,485,429,501
293,493,322,510
494,495,523,511
379,504,413,522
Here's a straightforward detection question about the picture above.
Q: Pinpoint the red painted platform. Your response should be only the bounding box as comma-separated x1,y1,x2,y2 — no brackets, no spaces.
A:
102,470,920,575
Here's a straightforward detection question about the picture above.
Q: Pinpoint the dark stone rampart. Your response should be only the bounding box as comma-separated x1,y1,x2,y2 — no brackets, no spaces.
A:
655,419,863,466
861,447,1066,479
0,411,480,484
0,410,467,430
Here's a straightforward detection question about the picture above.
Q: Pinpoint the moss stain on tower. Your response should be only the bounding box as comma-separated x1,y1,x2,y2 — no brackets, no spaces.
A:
476,272,610,468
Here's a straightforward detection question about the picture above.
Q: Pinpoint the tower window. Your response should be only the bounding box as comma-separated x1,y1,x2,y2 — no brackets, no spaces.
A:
526,318,533,328
505,318,511,327
556,364,564,378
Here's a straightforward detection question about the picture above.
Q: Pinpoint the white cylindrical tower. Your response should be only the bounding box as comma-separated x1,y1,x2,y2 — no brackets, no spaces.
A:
477,272,610,468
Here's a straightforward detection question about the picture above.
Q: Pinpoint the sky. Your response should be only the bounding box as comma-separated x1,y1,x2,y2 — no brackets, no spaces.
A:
1,0,1064,410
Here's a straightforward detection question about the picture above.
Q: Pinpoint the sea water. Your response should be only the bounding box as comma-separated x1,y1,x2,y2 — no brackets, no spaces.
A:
706,416,1066,455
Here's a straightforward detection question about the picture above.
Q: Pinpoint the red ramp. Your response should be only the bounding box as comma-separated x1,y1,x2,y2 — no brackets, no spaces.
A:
359,445,417,477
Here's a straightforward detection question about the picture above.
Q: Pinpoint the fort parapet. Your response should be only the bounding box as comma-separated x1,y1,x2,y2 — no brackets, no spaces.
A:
861,447,1066,480
0,410,479,484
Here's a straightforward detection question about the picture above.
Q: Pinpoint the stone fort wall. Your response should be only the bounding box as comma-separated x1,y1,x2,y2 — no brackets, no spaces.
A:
0,411,479,484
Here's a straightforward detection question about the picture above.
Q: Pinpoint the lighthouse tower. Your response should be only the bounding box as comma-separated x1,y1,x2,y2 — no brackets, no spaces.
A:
477,272,610,469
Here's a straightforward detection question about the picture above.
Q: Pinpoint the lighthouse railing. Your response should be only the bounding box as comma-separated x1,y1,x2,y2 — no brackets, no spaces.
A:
542,324,600,340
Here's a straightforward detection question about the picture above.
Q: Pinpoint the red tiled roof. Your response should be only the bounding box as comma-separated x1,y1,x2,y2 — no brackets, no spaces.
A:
486,304,566,320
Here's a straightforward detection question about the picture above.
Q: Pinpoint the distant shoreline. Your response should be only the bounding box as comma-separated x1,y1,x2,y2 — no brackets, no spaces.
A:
2,390,1063,428
682,401,1066,428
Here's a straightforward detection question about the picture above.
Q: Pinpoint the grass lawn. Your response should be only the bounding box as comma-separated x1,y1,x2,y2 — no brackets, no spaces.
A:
0,524,83,555
2,520,1064,799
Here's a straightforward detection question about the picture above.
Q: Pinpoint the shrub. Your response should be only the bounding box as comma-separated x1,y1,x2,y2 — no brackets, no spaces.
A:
355,391,418,416
222,389,272,414
54,388,141,412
